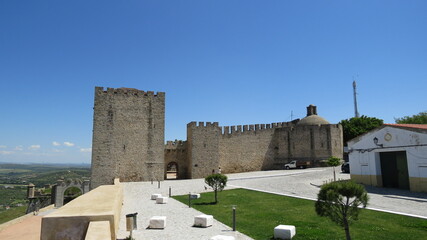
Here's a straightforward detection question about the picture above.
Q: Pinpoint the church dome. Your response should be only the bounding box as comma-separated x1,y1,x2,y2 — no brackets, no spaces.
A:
297,105,330,125
297,115,330,125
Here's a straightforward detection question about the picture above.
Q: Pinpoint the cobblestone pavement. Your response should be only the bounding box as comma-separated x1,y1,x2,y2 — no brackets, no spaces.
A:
118,167,427,240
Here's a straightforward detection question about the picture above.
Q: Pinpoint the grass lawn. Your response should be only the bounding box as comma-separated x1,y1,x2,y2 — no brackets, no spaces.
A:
173,189,427,240
0,206,27,225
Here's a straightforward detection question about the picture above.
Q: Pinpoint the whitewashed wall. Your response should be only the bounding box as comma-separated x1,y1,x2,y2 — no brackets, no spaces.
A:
348,126,427,179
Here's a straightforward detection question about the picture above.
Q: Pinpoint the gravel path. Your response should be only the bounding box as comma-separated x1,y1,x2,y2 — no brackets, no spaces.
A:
117,167,427,239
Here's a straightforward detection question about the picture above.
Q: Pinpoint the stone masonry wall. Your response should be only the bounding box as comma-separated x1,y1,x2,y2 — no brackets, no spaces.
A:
219,125,276,173
274,125,343,166
187,122,221,179
217,122,344,174
91,87,165,189
164,140,189,179
182,120,343,178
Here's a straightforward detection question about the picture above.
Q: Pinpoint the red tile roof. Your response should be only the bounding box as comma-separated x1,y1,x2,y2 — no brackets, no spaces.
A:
385,124,427,130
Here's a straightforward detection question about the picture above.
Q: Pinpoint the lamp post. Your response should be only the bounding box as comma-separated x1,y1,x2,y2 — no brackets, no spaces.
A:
373,137,383,147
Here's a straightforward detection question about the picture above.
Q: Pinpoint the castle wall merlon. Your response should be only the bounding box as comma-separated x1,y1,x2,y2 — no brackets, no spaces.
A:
156,92,165,97
223,126,230,135
187,122,197,127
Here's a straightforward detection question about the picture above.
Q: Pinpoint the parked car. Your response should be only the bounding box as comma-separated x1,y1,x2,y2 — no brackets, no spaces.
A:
341,162,350,173
284,160,310,169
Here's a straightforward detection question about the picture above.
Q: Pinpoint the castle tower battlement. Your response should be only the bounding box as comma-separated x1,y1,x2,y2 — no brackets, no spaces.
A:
187,121,219,128
96,86,165,98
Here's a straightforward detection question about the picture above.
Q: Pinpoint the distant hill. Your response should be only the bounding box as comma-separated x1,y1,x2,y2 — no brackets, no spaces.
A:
0,163,91,222
0,163,91,187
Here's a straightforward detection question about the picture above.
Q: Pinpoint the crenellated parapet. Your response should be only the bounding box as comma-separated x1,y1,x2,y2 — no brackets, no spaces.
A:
187,121,220,128
95,86,165,98
221,121,299,136
165,140,187,150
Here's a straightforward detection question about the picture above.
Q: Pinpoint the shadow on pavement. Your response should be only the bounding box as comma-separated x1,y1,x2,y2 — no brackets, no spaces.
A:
363,185,427,203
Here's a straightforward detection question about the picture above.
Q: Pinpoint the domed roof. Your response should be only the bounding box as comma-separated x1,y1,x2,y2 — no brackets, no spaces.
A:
297,104,330,125
297,115,330,125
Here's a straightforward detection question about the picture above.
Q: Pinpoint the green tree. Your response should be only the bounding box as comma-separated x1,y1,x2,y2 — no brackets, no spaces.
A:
339,116,383,146
327,156,342,181
315,180,369,240
395,111,427,124
205,174,228,204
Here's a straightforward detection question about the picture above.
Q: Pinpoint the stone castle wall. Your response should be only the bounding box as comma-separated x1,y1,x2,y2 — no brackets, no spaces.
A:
164,140,188,179
178,121,343,179
219,125,276,173
91,87,165,189
90,86,343,185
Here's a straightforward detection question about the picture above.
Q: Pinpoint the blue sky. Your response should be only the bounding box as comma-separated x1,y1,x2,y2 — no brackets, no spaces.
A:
1,1,426,164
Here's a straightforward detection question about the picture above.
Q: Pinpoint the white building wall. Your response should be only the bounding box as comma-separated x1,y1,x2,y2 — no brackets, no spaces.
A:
348,126,427,192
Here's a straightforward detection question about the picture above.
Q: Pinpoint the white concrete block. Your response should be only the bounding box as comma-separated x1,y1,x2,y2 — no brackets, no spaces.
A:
194,214,213,227
151,193,162,200
209,235,235,240
156,196,168,204
149,216,166,229
190,193,200,199
274,225,296,240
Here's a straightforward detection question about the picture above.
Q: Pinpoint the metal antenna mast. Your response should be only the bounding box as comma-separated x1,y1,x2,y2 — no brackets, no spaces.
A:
353,79,360,118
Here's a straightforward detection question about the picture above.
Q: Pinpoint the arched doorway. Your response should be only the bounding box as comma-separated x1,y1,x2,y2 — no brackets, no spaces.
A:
53,179,90,207
63,186,82,205
166,162,178,179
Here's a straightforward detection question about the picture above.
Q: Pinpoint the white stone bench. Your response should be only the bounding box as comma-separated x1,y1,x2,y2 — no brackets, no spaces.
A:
151,193,162,200
210,235,235,240
156,196,168,204
194,214,213,227
149,216,166,229
274,225,296,240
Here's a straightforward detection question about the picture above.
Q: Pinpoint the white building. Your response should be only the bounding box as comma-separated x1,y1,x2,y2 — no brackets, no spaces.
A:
348,124,427,192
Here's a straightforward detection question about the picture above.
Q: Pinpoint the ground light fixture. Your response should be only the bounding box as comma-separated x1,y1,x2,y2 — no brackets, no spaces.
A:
232,205,236,231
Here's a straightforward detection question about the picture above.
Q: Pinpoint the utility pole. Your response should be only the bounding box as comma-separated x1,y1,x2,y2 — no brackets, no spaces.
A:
353,80,360,118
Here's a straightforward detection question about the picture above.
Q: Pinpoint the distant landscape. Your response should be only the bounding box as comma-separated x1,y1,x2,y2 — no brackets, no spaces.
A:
0,163,90,224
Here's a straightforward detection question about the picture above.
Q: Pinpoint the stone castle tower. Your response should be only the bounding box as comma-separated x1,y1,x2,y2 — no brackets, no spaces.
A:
90,87,165,189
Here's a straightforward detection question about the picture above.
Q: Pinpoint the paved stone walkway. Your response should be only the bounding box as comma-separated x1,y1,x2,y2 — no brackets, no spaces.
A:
226,168,427,218
117,167,427,240
117,180,250,240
